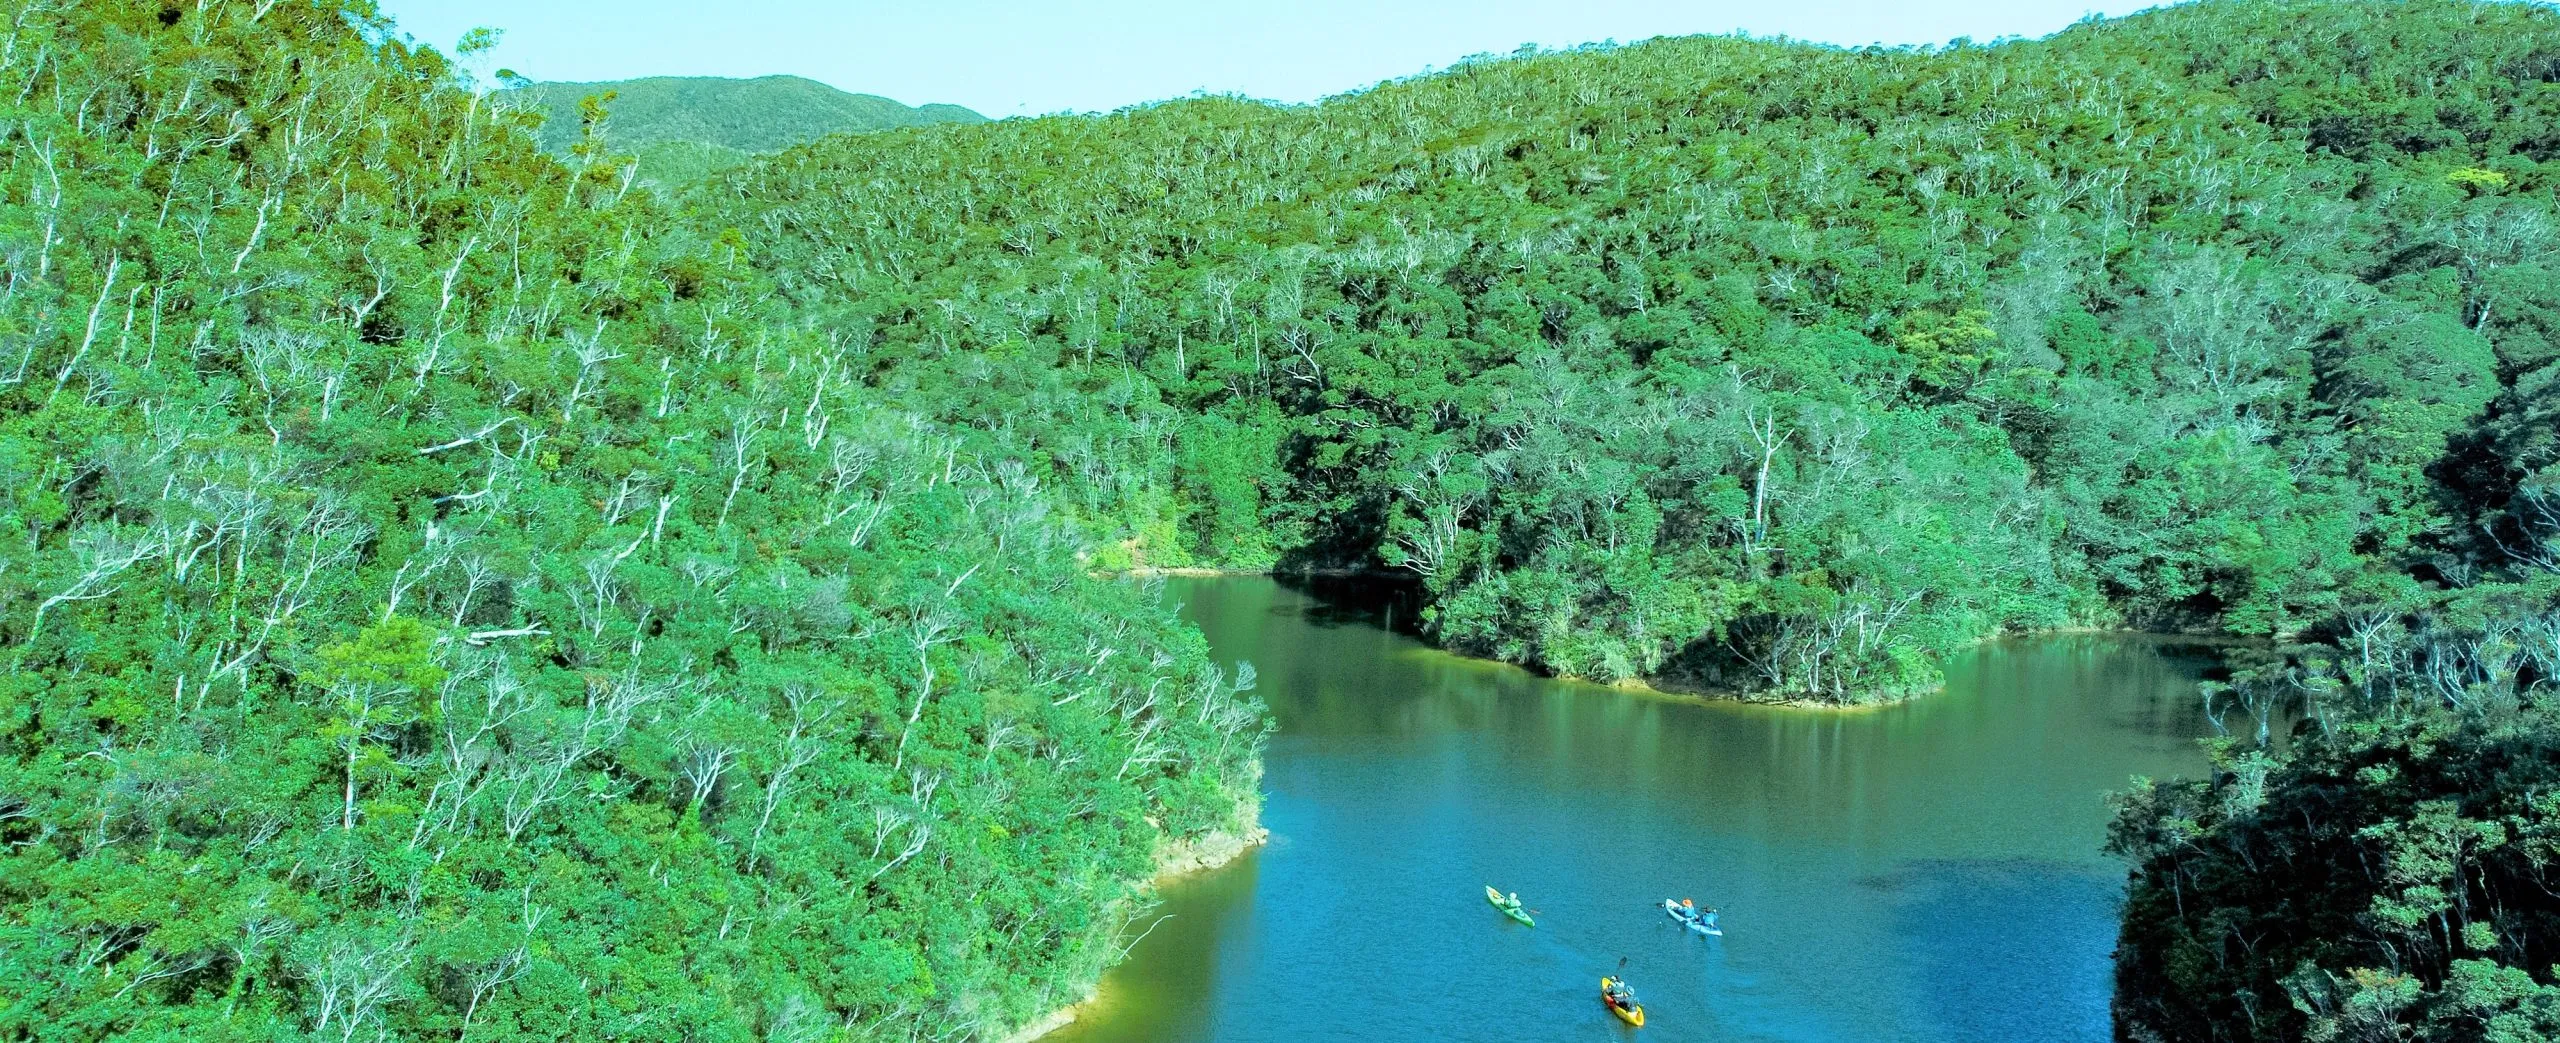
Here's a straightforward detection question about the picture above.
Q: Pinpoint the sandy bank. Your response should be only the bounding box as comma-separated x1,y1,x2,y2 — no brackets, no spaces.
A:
997,803,1268,1043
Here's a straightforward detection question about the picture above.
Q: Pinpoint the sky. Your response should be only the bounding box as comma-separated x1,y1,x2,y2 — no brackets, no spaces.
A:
378,0,2166,117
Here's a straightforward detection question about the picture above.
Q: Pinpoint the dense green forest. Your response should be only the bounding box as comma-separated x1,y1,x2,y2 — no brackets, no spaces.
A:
698,0,2560,704
655,3,2560,1028
2110,607,2560,1041
0,3,1260,1041
8,0,2560,1039
513,76,983,155
508,76,984,186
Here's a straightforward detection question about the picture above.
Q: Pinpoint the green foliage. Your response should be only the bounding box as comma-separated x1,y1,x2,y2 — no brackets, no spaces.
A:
2451,167,2514,194
702,0,2560,702
0,4,1261,1041
507,75,986,155
313,617,448,702
2110,582,2560,1041
7,0,2560,1036
630,139,754,187
1894,308,2002,395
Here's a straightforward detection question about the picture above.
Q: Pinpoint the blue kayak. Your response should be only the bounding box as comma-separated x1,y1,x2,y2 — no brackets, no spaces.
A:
1663,898,1723,936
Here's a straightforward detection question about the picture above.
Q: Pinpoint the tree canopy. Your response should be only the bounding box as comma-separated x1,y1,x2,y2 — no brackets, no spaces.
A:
694,0,2560,704
5,0,2560,1039
2110,578,2560,1041
0,3,1259,1041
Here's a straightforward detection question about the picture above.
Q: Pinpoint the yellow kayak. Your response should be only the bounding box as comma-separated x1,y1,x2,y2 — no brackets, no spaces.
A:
1601,977,1645,1027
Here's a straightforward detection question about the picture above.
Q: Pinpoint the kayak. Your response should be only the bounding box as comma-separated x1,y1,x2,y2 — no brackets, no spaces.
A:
1663,898,1722,936
1600,977,1646,1027
1485,885,1534,926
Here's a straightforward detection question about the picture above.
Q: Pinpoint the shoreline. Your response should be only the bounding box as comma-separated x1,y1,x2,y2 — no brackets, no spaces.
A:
997,803,1268,1043
1418,625,2244,715
1101,569,1941,712
1603,626,2245,712
1112,570,2245,714
1601,673,1936,712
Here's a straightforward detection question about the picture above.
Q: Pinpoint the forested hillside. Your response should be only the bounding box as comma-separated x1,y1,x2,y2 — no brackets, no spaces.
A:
8,0,2560,1040
508,76,985,187
0,4,1259,1042
512,75,983,154
700,0,2560,703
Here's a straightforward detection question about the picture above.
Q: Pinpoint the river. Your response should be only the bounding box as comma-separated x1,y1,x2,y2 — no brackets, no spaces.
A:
1049,577,2224,1043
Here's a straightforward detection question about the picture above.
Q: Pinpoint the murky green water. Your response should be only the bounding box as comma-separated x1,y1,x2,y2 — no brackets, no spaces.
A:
1050,578,2222,1043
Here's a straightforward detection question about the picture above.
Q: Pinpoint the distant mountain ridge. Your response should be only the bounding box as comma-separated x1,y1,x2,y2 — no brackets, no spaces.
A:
506,74,984,156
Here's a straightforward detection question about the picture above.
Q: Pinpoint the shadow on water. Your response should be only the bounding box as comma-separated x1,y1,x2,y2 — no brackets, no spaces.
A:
1266,571,1426,635
1059,578,2231,1043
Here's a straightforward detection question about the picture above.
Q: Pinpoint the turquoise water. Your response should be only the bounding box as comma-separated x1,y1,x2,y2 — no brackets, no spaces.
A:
1050,578,2219,1042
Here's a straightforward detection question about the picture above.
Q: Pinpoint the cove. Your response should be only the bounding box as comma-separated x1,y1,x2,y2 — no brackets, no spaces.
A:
1049,577,2224,1043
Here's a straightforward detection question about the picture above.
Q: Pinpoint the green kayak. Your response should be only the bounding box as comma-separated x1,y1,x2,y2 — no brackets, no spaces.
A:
1485,885,1534,926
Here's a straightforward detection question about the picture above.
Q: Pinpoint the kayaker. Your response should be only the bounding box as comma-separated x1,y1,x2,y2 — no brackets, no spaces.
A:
1506,891,1520,908
1606,978,1638,1006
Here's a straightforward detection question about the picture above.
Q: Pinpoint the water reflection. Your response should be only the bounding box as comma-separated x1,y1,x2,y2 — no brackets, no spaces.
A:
1050,579,2221,1043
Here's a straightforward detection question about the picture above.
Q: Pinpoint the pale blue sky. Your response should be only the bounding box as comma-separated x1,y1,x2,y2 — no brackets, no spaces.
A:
381,0,2163,117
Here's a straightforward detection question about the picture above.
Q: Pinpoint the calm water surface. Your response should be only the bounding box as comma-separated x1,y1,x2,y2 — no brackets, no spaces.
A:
1050,578,2221,1043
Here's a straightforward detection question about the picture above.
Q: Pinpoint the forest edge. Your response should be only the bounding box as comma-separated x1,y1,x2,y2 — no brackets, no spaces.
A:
999,798,1270,1043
